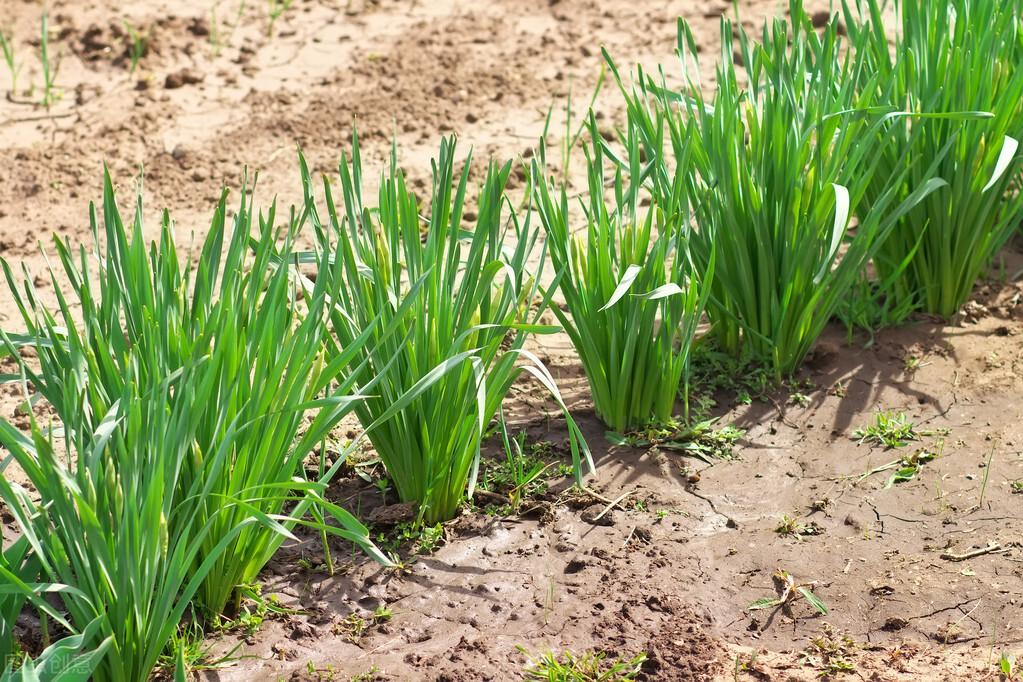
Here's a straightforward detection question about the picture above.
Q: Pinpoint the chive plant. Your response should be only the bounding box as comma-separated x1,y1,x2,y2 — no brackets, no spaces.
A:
842,0,1023,321
531,115,709,432
616,3,947,379
0,618,110,682
304,135,592,525
0,172,387,679
0,534,110,675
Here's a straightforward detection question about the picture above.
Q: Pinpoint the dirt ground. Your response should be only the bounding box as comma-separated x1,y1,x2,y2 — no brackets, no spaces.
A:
2,1,1023,680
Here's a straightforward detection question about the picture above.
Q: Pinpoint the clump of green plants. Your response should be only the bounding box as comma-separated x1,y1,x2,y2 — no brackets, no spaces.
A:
518,647,647,682
0,170,390,679
843,0,1023,321
610,1,946,381
304,135,590,526
852,410,921,449
0,536,36,668
1,534,113,680
374,521,444,556
0,615,111,681
531,112,709,432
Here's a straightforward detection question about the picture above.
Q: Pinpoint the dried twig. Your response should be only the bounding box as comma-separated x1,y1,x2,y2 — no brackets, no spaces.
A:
592,489,634,522
940,542,1006,562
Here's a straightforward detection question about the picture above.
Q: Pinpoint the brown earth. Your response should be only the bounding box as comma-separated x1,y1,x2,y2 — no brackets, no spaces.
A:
2,1,1023,680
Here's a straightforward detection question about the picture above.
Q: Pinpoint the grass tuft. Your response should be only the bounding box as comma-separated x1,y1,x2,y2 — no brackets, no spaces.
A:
842,0,1023,321
532,113,708,432
0,169,386,679
303,134,591,525
610,0,948,380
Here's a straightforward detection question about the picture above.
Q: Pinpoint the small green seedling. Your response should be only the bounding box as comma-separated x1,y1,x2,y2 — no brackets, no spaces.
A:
749,569,828,616
732,652,759,681
789,391,811,407
351,666,381,682
0,29,21,94
38,13,61,108
858,443,941,488
123,21,148,75
267,0,294,36
485,418,554,512
374,522,444,556
774,514,823,538
374,477,391,504
336,606,393,643
1001,652,1017,680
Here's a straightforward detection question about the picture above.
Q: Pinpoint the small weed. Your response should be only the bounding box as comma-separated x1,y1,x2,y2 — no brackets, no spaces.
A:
209,0,247,56
335,607,393,643
801,625,857,677
903,354,931,374
373,477,391,504
858,443,941,488
789,391,811,407
415,525,444,553
375,521,444,556
979,441,997,509
775,515,801,536
518,647,647,681
479,420,558,512
351,666,381,682
1000,652,1017,680
209,6,223,55
157,621,239,676
749,569,828,616
267,0,294,36
853,411,921,449
0,29,20,93
774,515,822,538
607,418,744,463
690,347,773,408
732,652,760,681
123,21,148,75
38,13,61,108
304,661,341,681
1010,480,1023,495
211,584,291,636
